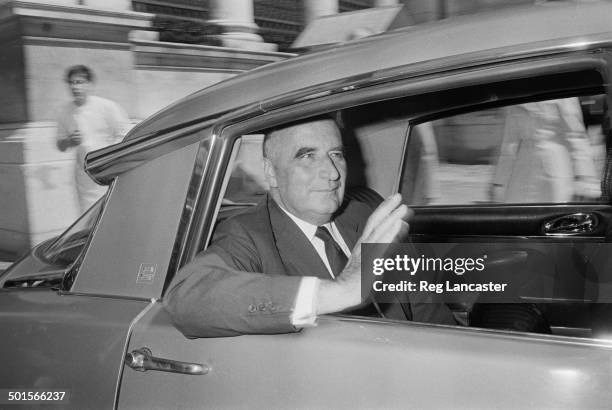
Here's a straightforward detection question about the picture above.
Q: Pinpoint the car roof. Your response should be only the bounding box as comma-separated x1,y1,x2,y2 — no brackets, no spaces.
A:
125,0,612,142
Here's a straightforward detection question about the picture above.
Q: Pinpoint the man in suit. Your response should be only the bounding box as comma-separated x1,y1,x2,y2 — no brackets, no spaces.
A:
165,116,455,338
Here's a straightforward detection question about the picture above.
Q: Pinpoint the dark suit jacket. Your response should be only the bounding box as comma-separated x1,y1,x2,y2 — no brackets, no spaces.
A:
164,195,375,338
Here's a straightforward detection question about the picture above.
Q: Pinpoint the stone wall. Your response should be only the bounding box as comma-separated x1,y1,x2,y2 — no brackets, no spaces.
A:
131,34,290,117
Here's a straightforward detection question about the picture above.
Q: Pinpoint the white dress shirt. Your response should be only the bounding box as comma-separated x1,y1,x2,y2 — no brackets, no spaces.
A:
278,207,351,327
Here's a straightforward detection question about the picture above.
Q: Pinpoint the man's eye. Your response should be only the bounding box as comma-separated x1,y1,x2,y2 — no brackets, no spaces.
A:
330,151,345,159
299,153,314,159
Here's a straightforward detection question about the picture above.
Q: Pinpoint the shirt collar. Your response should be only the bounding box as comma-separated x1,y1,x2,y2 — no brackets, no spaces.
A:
277,204,332,241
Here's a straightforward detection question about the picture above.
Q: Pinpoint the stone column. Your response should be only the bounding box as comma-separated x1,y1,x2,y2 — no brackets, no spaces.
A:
303,0,339,25
207,0,276,51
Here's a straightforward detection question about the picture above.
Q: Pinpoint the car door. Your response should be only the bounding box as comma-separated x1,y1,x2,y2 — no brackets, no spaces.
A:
118,50,612,409
0,290,149,409
0,198,151,409
0,128,201,409
118,301,612,409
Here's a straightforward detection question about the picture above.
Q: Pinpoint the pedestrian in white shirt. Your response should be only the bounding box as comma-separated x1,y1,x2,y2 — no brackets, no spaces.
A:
56,65,131,212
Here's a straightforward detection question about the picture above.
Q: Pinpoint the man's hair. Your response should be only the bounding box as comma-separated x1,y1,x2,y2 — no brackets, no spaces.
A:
262,114,338,159
65,65,94,83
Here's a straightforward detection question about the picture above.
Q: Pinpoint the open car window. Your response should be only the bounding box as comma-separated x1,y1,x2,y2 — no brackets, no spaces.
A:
216,134,267,225
223,134,267,204
404,95,607,206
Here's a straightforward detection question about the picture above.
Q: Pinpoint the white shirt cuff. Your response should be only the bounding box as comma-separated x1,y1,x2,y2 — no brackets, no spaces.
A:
291,276,320,327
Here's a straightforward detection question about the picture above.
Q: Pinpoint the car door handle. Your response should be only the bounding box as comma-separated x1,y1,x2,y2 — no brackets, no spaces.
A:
125,347,209,375
542,213,598,236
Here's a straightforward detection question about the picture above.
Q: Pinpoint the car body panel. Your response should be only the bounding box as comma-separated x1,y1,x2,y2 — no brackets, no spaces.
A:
0,290,149,409
118,303,612,409
71,141,201,298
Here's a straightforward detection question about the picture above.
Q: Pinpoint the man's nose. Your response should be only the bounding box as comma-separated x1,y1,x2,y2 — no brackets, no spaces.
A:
320,156,341,181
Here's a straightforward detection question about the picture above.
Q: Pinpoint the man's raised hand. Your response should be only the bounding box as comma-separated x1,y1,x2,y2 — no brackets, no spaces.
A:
359,193,411,245
316,193,412,314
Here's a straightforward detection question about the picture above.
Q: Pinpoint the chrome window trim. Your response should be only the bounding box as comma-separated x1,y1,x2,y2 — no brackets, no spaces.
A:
259,38,612,114
177,126,235,267
86,118,221,185
215,57,609,150
329,314,612,348
165,134,216,285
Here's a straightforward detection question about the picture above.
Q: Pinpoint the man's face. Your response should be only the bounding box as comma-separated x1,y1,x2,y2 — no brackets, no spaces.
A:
68,74,92,105
265,119,346,226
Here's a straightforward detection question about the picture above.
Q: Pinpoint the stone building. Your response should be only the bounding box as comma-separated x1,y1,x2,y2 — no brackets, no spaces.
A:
131,0,535,51
131,0,375,51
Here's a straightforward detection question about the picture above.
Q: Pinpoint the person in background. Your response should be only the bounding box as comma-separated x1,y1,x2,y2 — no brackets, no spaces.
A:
491,98,600,203
56,65,131,213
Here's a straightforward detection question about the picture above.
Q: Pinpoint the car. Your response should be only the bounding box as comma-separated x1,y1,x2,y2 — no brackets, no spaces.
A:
2,1,612,408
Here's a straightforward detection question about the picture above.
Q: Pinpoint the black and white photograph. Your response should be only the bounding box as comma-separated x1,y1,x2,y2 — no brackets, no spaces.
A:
1,0,612,408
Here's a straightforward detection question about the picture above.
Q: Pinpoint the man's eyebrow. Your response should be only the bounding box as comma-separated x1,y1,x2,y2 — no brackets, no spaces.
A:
293,145,345,158
294,147,316,158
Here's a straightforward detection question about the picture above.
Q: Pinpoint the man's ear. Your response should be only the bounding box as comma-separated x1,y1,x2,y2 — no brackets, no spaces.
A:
263,158,278,188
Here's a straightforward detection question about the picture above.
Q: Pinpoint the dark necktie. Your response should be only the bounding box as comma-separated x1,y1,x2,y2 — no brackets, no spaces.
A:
315,227,414,322
315,226,348,278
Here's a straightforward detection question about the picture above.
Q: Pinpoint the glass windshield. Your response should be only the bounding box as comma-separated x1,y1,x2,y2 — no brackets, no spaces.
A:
41,198,105,266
